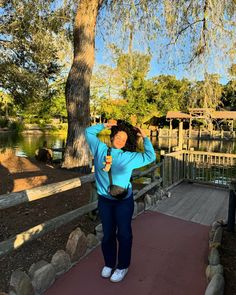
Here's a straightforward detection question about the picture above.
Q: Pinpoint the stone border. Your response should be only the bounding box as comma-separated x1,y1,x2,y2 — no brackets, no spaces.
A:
7,230,100,295
204,219,226,295
2,191,162,295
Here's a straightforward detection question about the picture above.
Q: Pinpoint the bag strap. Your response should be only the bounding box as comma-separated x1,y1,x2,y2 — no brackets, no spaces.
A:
107,147,113,185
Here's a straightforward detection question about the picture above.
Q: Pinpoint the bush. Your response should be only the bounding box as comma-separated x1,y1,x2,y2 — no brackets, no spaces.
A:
9,121,24,132
0,118,9,128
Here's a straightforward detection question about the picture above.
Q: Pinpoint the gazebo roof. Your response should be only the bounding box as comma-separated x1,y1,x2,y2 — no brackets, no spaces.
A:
211,111,236,119
166,110,236,120
166,111,191,119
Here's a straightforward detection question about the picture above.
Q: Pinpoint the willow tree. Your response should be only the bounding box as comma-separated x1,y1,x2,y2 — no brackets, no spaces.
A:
62,0,235,169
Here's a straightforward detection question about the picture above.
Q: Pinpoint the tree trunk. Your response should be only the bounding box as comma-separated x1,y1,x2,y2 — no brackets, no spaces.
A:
62,0,103,170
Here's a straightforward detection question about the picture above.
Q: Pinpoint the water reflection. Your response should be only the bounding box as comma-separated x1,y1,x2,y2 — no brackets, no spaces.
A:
0,132,235,158
0,132,65,159
155,137,236,154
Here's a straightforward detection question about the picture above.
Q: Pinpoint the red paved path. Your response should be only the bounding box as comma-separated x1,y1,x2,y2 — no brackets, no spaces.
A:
45,211,209,295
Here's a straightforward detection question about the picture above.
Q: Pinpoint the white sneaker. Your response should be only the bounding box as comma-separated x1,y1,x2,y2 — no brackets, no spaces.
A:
110,268,128,282
101,266,113,278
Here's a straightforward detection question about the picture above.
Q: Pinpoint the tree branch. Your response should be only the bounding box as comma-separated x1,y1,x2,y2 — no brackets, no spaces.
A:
167,19,204,46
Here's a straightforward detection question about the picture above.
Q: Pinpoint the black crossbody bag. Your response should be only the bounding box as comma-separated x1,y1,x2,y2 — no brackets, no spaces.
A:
107,147,128,200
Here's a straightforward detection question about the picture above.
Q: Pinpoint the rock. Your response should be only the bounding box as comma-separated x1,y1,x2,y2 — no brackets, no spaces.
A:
66,227,87,262
95,224,103,241
205,274,224,295
9,269,34,295
144,194,152,210
86,233,99,249
209,230,215,241
210,227,223,248
212,221,221,231
137,201,145,214
208,248,220,266
132,201,138,219
31,263,56,294
155,191,162,201
150,194,157,205
206,264,223,282
51,250,71,276
29,260,48,279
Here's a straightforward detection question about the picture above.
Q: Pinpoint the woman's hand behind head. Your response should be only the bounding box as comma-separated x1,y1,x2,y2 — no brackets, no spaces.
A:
104,119,117,129
135,127,146,139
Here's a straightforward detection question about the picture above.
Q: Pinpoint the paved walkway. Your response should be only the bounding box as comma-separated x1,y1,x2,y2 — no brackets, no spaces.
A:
45,211,209,295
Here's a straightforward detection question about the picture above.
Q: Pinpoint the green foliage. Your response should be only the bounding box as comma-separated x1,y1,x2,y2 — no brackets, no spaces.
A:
222,80,236,109
91,50,155,124
115,51,151,89
100,98,126,120
188,74,223,109
9,121,25,133
91,50,230,123
121,73,157,124
0,91,15,117
0,0,72,113
149,75,191,116
0,118,9,128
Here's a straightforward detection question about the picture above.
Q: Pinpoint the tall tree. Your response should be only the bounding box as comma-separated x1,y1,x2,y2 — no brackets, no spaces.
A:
62,0,103,169
150,75,191,116
188,73,223,109
222,64,236,109
61,0,235,168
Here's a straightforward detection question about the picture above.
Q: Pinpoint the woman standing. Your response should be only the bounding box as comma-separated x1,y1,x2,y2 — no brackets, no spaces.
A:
85,120,156,282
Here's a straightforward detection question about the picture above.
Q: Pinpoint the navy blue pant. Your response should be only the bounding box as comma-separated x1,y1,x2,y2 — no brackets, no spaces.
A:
98,195,134,269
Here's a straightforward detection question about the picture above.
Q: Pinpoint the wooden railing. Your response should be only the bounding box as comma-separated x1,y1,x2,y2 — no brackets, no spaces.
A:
0,163,162,257
162,150,236,188
153,129,236,140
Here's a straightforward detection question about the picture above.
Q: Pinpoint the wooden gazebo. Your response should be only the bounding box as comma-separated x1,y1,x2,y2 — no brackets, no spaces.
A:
166,109,236,149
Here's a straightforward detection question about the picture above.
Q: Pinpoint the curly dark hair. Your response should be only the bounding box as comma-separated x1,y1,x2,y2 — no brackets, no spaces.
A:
110,120,139,152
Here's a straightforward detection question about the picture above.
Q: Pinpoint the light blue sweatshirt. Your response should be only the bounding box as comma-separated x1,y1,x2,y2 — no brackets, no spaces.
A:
85,124,156,200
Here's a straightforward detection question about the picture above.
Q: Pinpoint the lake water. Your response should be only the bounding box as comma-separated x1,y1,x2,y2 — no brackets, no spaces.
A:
0,132,236,159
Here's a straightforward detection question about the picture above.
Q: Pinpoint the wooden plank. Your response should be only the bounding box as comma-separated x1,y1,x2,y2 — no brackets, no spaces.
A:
196,189,229,225
169,185,209,220
153,182,195,215
0,200,98,258
152,182,229,225
0,164,161,210
190,190,221,224
209,190,229,222
0,174,95,210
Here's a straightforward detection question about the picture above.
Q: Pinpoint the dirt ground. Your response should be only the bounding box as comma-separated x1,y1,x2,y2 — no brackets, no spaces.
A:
0,149,236,293
220,229,236,295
